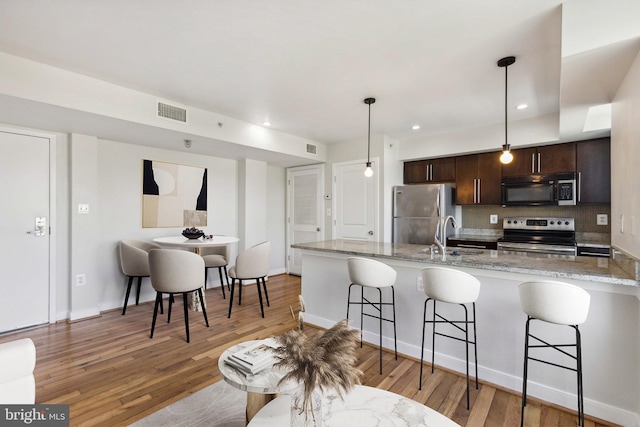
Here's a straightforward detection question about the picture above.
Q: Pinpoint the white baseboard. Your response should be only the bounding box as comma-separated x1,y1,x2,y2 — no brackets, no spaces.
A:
304,313,639,427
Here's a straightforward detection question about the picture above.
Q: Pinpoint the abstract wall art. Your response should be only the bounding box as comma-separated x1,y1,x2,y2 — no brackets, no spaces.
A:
142,159,207,228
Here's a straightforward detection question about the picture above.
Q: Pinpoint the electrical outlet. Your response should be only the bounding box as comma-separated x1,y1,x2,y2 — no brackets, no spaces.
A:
78,204,90,214
596,214,608,226
416,276,423,291
76,274,86,287
490,214,498,224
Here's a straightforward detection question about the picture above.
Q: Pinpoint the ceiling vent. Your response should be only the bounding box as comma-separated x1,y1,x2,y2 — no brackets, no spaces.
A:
306,144,317,155
157,101,187,123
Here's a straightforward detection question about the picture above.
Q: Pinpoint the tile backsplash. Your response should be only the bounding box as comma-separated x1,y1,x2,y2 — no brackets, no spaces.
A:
461,204,611,233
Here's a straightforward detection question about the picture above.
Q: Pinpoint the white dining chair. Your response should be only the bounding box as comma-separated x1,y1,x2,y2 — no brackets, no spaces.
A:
119,240,160,315
149,249,209,343
228,241,271,318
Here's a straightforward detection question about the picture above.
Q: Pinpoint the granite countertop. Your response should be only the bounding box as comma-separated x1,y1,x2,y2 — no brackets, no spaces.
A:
292,239,638,287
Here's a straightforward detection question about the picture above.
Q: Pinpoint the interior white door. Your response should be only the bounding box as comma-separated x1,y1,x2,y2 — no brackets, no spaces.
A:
286,165,324,275
333,160,378,241
0,130,51,332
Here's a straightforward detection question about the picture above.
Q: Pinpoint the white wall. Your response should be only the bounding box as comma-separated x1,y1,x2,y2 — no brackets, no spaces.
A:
611,49,640,259
94,139,241,314
48,134,287,319
400,113,559,160
267,165,287,275
325,134,404,243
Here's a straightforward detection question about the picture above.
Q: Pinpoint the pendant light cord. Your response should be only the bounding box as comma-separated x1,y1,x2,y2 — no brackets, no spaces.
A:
367,102,371,163
504,63,508,147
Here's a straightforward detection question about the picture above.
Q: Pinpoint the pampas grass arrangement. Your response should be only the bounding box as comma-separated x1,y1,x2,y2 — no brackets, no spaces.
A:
271,319,362,423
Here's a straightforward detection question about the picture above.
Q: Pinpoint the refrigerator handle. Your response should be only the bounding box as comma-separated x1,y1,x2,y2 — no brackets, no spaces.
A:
436,189,441,217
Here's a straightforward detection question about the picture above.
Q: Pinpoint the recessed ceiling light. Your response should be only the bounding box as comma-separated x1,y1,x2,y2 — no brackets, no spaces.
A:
412,125,420,130
516,104,528,110
263,121,271,126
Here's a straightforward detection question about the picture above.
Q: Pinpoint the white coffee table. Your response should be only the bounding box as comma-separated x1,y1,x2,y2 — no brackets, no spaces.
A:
247,385,462,427
218,340,295,423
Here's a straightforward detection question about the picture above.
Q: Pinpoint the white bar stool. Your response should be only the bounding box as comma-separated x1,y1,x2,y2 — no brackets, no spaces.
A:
518,280,590,427
346,257,398,374
419,267,481,409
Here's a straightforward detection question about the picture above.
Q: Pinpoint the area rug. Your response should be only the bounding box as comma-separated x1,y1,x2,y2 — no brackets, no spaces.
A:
129,380,246,427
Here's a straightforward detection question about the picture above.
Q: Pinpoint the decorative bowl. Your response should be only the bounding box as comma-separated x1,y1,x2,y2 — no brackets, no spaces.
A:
182,231,204,239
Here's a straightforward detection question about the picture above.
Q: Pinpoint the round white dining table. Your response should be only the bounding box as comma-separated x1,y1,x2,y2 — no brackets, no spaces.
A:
152,235,239,310
246,385,461,427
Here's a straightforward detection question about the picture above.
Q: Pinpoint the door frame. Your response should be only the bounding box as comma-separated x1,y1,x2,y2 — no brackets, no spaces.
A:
1,125,57,326
331,158,379,240
285,164,324,274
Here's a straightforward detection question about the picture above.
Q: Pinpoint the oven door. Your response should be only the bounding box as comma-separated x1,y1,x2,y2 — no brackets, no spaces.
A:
497,241,577,256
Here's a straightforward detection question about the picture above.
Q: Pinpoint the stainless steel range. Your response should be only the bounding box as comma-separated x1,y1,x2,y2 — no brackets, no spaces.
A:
497,217,577,256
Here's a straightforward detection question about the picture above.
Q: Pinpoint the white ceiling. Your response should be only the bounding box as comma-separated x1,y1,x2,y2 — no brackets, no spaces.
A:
0,0,639,164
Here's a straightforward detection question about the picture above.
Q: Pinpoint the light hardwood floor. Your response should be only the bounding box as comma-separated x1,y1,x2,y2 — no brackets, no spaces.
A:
0,274,617,427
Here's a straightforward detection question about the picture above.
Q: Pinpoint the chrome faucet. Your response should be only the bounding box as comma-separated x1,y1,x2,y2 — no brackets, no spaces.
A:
433,215,458,256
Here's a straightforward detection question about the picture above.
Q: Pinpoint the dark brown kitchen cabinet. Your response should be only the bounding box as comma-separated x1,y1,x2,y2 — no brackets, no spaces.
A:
502,143,576,176
403,157,456,183
455,152,502,205
576,137,610,203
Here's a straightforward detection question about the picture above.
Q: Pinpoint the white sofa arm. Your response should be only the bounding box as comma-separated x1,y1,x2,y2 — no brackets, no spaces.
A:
0,338,36,404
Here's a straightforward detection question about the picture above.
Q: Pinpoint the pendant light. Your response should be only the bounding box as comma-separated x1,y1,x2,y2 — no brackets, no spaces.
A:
363,97,376,177
497,56,515,164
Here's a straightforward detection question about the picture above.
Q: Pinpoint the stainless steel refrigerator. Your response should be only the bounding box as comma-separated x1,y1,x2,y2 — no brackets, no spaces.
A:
392,183,457,245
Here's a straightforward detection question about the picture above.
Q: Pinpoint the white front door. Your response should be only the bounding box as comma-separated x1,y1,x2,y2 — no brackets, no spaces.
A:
0,129,52,332
333,159,378,241
286,164,324,275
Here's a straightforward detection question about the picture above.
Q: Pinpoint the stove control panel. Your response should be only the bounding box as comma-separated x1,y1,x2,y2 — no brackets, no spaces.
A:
503,217,575,231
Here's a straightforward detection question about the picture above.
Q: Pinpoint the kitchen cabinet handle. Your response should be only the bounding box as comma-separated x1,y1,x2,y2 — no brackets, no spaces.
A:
537,153,541,173
429,164,433,181
472,179,477,204
577,172,582,202
457,244,486,249
531,153,535,173
477,178,481,204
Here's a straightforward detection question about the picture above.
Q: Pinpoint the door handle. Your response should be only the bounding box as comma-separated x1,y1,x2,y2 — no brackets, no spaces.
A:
27,217,47,237
368,230,374,236
316,227,321,232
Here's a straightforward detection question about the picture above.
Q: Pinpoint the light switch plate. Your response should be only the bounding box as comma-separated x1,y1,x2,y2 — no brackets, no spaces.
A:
596,214,608,225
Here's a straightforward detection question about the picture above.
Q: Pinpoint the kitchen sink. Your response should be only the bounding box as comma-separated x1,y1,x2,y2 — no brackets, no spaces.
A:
421,247,484,256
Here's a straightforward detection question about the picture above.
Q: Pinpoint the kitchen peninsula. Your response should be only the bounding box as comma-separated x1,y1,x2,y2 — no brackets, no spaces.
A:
292,239,640,426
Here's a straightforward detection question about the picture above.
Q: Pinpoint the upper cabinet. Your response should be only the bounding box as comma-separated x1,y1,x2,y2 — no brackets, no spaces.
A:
502,143,576,176
576,138,610,204
455,152,502,205
403,157,456,184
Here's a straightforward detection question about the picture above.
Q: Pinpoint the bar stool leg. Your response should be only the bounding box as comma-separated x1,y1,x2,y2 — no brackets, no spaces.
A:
473,302,478,389
431,300,437,374
419,298,429,390
463,304,470,409
521,316,531,427
377,288,383,374
576,326,584,427
391,286,398,360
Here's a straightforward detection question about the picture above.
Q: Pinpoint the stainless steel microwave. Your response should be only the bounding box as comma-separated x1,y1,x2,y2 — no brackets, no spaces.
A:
501,173,576,206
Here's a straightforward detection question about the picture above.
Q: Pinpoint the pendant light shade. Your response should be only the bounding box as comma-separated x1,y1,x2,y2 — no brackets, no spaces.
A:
497,56,516,164
364,97,376,177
